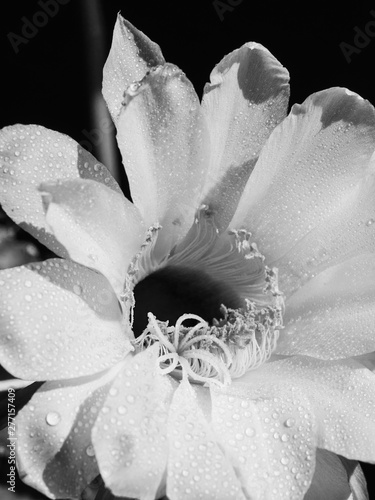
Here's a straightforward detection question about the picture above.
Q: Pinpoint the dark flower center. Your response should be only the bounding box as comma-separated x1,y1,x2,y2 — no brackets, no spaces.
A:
132,265,243,338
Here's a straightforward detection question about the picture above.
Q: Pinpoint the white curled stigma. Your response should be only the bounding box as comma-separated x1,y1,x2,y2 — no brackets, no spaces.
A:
135,313,233,388
134,296,283,387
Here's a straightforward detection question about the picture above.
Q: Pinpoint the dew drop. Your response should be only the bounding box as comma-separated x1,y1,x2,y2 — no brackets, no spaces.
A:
73,284,82,296
86,445,95,457
245,427,255,437
284,418,295,428
45,411,61,426
117,405,127,415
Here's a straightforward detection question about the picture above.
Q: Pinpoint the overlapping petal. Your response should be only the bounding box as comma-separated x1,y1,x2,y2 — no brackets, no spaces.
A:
239,356,375,463
0,124,121,258
212,381,316,499
16,365,120,498
231,88,375,294
0,259,131,381
103,14,165,124
167,378,246,500
116,63,209,255
40,178,145,294
201,42,289,230
338,457,369,500
305,450,355,500
277,253,375,359
92,345,174,499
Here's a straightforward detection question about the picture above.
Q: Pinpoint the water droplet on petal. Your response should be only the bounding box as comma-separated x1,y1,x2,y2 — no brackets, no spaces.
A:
73,284,82,295
86,445,95,457
284,418,295,428
45,411,61,426
109,387,118,397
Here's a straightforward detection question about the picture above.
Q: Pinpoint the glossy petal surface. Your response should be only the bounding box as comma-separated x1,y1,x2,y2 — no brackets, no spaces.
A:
231,88,375,294
103,13,165,124
116,64,209,254
41,178,145,294
0,124,121,257
212,382,316,499
0,259,130,380
201,42,289,230
278,253,375,359
240,357,375,463
93,345,173,499
16,367,119,498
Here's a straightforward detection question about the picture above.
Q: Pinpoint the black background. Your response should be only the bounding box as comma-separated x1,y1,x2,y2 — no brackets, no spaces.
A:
1,0,375,498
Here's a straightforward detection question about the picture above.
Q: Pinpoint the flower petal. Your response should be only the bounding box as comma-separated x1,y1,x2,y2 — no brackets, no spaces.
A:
339,458,369,500
102,14,165,125
166,378,246,500
92,345,173,500
305,450,353,500
16,366,120,499
240,356,375,462
40,178,145,294
231,88,375,294
0,259,131,381
211,381,316,499
277,253,375,359
0,124,121,257
201,42,289,230
116,64,209,254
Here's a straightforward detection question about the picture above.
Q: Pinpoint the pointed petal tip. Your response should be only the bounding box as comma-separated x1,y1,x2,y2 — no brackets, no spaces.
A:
103,13,165,124
207,40,290,104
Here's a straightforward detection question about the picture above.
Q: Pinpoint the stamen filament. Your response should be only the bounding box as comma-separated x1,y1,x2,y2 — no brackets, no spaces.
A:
173,313,207,350
181,334,233,367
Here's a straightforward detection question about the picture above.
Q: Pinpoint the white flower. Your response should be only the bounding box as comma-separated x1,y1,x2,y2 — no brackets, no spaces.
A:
0,13,374,500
